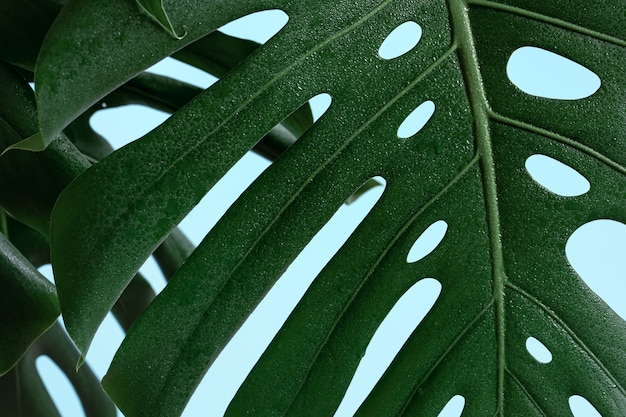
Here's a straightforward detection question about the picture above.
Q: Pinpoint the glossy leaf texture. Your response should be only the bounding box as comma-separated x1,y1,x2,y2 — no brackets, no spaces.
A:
0,322,116,417
0,233,59,374
44,0,626,416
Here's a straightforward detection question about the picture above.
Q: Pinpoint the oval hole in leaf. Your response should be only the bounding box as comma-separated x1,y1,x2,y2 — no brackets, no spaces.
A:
37,355,85,417
378,21,423,60
526,336,552,363
397,100,435,139
506,46,601,100
407,220,448,263
183,178,386,416
178,93,327,246
525,154,590,197
569,395,602,417
220,10,289,44
566,219,626,318
437,395,466,417
334,278,442,417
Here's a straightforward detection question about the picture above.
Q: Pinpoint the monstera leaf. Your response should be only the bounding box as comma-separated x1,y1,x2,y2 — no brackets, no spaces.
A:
41,0,626,416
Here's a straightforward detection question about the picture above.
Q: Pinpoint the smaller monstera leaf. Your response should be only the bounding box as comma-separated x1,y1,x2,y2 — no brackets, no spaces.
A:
0,233,59,375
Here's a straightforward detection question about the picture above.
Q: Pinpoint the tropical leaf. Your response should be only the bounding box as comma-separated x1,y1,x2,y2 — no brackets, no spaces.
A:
0,322,116,417
0,233,59,375
44,0,626,416
136,0,185,39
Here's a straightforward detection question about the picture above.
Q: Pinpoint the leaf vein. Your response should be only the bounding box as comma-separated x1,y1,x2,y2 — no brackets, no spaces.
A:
401,300,495,415
504,367,550,417
468,0,626,47
506,282,626,398
490,111,626,176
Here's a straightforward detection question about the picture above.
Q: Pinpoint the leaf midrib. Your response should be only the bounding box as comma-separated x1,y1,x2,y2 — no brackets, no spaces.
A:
448,0,507,414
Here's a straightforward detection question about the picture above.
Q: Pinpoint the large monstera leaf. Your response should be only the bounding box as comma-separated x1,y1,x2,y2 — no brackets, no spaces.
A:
42,0,626,416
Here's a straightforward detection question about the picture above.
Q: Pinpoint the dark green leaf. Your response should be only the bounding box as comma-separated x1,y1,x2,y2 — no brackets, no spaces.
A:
136,0,185,39
0,61,89,235
45,0,626,416
0,321,117,417
0,0,61,71
35,0,279,146
0,232,59,375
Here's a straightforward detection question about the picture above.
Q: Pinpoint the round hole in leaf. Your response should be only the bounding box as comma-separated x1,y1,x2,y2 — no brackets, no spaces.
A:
566,219,626,318
569,395,601,417
378,21,422,60
407,220,448,263
525,336,552,363
525,154,590,197
397,100,435,139
437,395,465,417
506,46,601,100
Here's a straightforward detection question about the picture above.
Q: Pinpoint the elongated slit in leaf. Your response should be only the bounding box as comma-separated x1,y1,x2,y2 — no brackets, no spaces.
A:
219,10,289,44
336,278,441,417
36,356,83,416
180,93,333,244
187,176,386,416
569,395,601,417
437,395,465,417
406,220,448,263
397,100,435,139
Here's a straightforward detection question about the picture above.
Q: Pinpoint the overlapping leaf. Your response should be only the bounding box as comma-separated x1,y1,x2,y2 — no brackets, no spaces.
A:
44,0,626,416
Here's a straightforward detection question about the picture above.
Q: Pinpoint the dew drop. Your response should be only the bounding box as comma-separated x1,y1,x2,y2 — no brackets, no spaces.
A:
507,46,601,100
378,21,422,60
525,154,590,197
437,395,465,417
397,101,435,139
566,219,626,318
407,220,448,263
334,278,441,417
569,395,602,417
525,336,552,363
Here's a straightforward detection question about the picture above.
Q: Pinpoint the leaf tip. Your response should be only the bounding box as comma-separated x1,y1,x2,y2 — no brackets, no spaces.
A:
136,0,187,40
1,132,46,155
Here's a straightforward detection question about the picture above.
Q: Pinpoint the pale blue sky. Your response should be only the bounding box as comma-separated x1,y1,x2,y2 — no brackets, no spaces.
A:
36,8,623,417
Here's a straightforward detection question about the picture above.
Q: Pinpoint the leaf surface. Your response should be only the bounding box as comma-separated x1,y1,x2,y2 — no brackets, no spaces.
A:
0,233,59,375
45,0,626,416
